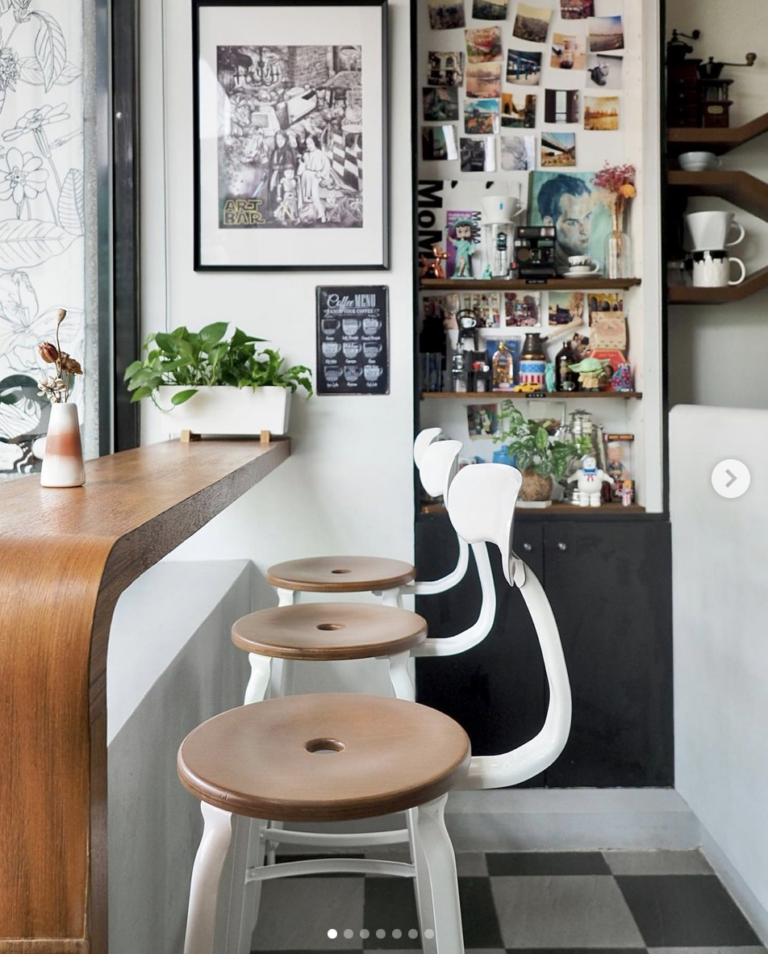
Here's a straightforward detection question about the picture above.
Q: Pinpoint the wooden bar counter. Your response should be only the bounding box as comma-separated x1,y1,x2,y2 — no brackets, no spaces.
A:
0,438,290,953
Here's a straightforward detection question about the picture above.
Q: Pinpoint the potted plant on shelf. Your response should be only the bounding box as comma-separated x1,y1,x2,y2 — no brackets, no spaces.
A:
125,323,312,436
494,402,590,503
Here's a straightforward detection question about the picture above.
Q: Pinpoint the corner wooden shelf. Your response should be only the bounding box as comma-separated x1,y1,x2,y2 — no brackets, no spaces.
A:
0,438,290,954
668,112,768,155
421,501,646,516
667,170,768,221
668,269,768,304
420,278,642,292
422,391,642,400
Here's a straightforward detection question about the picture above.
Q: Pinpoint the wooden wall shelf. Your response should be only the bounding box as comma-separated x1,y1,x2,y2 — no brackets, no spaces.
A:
421,502,646,517
668,268,768,304
668,112,768,155
422,391,642,401
0,439,290,954
668,170,768,222
420,278,642,292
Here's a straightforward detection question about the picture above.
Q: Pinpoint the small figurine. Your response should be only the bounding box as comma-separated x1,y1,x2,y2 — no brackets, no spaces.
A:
492,340,514,391
620,479,635,507
611,362,634,392
482,264,493,279
569,357,611,391
568,455,615,508
420,244,449,280
446,218,476,279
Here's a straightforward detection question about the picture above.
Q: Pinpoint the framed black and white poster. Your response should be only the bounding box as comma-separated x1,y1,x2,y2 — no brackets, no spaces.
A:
193,0,389,271
316,286,389,394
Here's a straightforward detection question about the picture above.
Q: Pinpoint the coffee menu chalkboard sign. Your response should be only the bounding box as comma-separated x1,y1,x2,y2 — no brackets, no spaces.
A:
316,286,390,395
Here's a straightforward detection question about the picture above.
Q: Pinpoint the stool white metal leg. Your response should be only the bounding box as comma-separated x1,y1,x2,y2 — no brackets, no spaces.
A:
387,651,415,702
277,587,295,607
414,795,464,954
233,818,267,954
244,654,272,705
184,802,234,954
379,586,404,608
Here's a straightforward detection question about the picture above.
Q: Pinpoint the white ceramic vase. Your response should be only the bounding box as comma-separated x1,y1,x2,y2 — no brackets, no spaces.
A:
40,403,86,488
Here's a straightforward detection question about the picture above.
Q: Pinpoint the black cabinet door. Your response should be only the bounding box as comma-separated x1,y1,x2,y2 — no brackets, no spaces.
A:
415,517,547,777
543,521,673,787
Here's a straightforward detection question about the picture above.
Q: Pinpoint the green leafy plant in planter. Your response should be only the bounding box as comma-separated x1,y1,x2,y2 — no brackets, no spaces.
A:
124,323,313,406
494,402,591,501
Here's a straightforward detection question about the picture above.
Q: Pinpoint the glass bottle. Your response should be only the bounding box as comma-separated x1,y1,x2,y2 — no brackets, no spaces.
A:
555,341,577,392
492,341,514,392
605,202,632,280
519,333,546,390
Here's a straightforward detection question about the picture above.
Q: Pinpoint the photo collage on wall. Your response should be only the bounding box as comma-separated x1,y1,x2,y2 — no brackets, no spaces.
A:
422,0,624,175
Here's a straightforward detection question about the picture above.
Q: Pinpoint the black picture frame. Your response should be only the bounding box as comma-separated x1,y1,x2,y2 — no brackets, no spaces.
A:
192,0,390,271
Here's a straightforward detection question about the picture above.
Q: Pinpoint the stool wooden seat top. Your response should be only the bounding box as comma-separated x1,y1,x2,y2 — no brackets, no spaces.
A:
265,555,416,593
177,693,471,823
232,601,427,660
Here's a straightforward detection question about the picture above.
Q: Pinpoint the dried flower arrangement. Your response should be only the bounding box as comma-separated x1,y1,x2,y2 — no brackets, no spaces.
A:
38,309,83,403
594,162,637,228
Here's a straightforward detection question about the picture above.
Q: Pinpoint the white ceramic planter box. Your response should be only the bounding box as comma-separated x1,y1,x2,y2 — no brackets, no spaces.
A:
157,385,292,436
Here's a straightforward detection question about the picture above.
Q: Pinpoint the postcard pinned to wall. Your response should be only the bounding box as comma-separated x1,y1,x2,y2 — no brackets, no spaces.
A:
467,404,501,441
586,54,623,89
588,16,625,53
544,89,579,124
424,86,459,121
472,0,509,21
427,50,464,87
560,0,594,18
466,62,502,99
429,0,466,30
506,48,542,86
541,132,576,167
466,26,503,63
584,95,621,131
512,4,553,44
505,291,542,327
464,98,501,135
422,124,459,161
501,92,537,128
460,136,496,173
551,33,586,70
500,135,536,171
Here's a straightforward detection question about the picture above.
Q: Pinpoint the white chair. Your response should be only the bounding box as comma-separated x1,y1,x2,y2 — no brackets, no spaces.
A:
264,427,469,611
178,463,572,954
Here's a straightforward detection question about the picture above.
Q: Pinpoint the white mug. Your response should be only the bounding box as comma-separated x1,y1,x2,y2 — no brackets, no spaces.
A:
679,151,722,172
692,251,746,287
568,256,600,274
684,211,745,252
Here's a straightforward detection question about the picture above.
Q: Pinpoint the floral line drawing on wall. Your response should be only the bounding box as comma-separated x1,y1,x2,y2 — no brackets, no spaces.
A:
0,0,85,476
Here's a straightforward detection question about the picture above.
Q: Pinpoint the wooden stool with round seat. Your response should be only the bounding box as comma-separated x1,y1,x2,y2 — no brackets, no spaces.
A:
266,429,469,614
179,463,573,954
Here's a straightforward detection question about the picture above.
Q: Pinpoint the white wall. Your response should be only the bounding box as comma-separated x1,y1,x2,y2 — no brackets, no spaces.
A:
667,0,768,410
671,405,768,940
139,0,415,694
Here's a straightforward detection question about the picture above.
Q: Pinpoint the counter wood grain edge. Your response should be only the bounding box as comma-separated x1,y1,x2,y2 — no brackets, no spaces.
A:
0,439,290,954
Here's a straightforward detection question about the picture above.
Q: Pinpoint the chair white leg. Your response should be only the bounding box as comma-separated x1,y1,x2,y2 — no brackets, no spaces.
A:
234,817,267,954
184,802,234,954
413,796,464,954
387,651,415,702
407,808,437,953
379,587,402,608
244,654,272,705
277,587,296,607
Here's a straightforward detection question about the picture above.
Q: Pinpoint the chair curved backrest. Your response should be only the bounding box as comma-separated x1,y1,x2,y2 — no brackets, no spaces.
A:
446,463,522,585
443,463,572,790
413,428,443,470
419,439,461,502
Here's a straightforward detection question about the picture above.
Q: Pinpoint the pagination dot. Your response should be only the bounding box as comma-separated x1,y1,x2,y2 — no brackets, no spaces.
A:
375,928,386,939
424,928,435,939
359,929,370,939
392,929,402,939
408,928,419,939
343,929,354,939
327,929,338,939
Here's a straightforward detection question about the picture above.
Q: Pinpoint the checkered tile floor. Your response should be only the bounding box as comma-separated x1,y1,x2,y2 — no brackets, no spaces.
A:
251,850,765,953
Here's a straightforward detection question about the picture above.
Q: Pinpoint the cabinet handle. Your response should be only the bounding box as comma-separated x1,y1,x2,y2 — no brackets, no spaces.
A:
558,542,567,551
522,542,533,552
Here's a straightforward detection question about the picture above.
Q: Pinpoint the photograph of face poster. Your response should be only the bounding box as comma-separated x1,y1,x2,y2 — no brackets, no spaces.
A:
560,0,594,18
316,286,389,395
193,0,387,270
507,49,542,85
528,170,611,272
584,95,620,131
